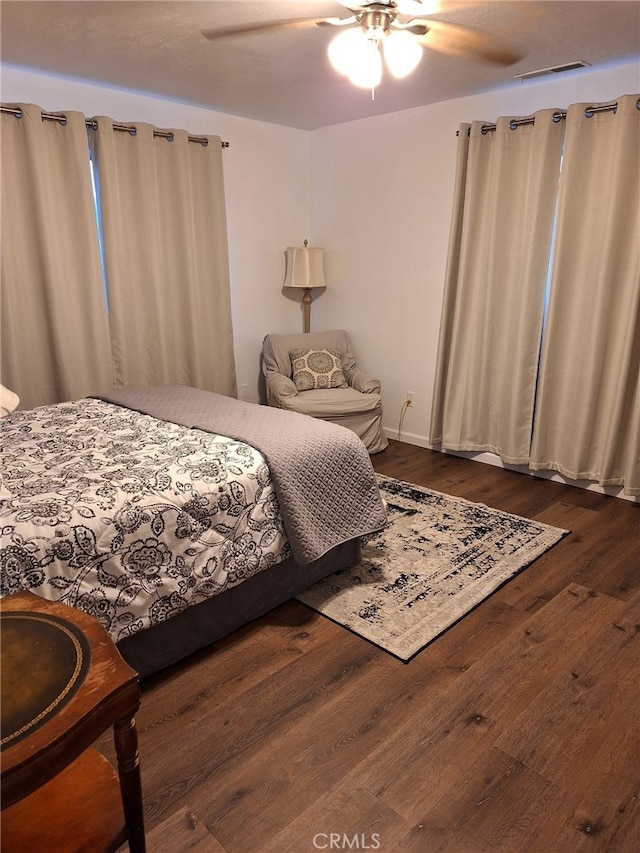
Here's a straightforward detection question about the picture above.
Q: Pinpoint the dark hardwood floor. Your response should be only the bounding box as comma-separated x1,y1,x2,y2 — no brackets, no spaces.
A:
105,441,640,852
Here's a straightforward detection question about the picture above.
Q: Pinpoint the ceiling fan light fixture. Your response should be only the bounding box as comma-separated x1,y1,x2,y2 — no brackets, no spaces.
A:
328,28,382,89
328,28,365,76
349,38,383,88
383,29,423,78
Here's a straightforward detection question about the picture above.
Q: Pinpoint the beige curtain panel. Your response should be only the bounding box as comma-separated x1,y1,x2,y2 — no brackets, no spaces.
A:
432,93,639,496
429,121,470,448
530,95,640,494
1,104,113,409
429,109,565,464
88,119,236,396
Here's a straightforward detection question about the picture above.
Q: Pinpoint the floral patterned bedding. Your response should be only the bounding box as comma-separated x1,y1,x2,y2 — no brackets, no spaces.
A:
0,399,291,642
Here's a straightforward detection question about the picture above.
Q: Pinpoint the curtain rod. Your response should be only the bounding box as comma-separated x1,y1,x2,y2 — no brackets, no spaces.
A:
0,104,230,148
457,98,639,136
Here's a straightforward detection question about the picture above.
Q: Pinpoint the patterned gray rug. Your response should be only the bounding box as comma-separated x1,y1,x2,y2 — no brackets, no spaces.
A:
297,475,569,661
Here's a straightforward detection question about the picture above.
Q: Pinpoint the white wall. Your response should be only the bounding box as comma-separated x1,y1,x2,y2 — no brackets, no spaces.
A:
0,64,311,402
310,60,640,446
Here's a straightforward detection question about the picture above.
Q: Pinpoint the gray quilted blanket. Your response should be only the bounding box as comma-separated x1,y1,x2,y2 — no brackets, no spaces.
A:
101,386,387,564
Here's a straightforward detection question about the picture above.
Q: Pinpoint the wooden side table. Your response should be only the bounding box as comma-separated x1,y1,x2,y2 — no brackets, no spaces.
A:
1,591,146,852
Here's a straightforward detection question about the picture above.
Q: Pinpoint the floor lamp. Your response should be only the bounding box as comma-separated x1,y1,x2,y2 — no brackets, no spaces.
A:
283,240,327,333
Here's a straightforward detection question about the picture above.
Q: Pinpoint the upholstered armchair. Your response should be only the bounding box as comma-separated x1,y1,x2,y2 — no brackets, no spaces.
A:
262,329,388,454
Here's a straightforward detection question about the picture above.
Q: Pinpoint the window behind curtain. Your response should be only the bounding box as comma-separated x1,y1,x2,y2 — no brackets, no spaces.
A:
1,104,236,408
430,94,640,495
0,104,112,409
88,117,236,397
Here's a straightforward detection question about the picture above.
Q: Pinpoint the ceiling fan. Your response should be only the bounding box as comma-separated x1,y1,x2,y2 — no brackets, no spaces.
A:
203,1,521,91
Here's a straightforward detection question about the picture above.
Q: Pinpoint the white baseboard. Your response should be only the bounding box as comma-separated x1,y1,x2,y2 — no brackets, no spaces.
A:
383,426,434,449
382,428,637,503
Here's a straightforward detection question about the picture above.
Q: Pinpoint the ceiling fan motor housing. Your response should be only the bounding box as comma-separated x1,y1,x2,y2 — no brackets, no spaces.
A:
359,7,395,38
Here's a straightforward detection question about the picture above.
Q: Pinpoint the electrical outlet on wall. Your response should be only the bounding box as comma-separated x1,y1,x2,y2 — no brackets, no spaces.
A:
239,384,249,401
406,391,415,406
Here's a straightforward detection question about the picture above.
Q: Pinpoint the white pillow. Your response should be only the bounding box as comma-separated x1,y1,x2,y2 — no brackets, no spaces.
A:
1,384,20,417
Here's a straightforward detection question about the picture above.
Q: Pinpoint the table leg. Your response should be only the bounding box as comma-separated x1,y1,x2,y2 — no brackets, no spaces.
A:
113,715,146,853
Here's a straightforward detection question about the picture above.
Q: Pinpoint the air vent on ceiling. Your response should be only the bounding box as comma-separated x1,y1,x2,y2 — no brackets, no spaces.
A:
514,60,591,81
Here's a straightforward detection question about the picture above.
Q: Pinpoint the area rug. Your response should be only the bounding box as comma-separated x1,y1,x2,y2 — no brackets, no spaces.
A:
296,475,569,661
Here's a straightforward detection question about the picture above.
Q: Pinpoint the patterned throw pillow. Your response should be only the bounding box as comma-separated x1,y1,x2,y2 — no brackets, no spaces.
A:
290,348,348,391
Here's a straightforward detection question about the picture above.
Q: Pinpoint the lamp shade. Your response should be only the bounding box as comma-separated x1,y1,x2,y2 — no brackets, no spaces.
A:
283,245,327,289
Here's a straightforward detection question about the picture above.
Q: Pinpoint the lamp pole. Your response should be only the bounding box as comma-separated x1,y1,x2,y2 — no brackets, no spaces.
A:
302,288,312,333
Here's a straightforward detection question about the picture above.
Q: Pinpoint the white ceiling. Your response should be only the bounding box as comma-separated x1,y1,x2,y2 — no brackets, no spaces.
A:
1,1,639,129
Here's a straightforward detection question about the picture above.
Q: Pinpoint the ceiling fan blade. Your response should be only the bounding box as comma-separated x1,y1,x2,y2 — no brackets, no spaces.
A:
334,0,372,9
395,0,484,14
335,0,478,11
414,19,521,66
202,18,320,41
316,16,358,28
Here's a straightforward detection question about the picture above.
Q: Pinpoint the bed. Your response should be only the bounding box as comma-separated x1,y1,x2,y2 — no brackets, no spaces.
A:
0,385,387,677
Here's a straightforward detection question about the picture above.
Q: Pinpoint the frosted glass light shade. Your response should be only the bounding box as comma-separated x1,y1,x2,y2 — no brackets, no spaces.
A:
349,39,383,88
383,30,423,78
328,29,382,89
328,29,366,77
